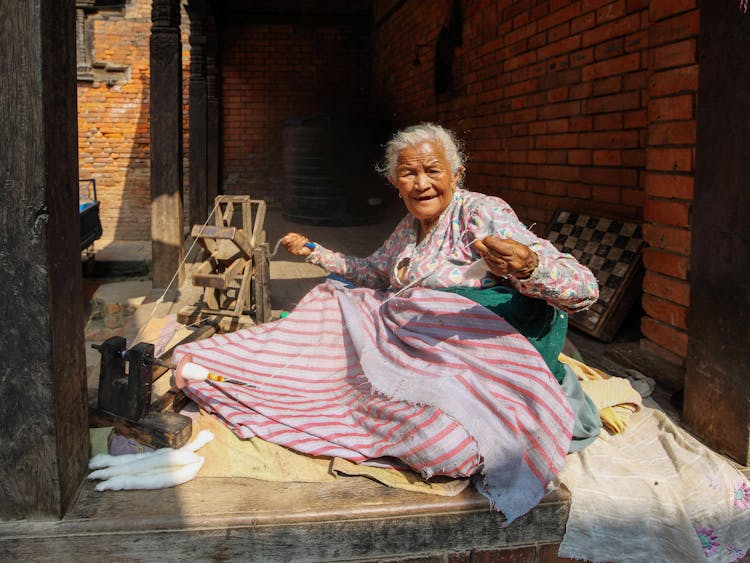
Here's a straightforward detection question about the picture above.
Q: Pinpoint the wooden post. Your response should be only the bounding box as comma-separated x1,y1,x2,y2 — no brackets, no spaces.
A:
150,0,185,289
188,0,208,227
684,0,750,465
206,10,220,204
0,0,89,519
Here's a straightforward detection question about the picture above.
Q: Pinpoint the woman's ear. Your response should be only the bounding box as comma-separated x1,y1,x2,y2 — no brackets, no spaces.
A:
453,166,465,186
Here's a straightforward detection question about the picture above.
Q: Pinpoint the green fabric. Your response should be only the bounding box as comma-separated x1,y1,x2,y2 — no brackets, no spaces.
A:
441,285,568,383
440,285,602,452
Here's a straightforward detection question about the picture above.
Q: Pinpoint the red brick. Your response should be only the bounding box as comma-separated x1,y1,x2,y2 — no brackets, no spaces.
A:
569,81,594,99
597,0,626,24
580,166,638,186
570,48,595,67
539,35,582,60
653,39,697,69
567,182,593,197
648,10,699,47
647,94,694,121
649,0,697,22
548,21,572,42
581,13,642,47
582,52,640,80
505,21,538,46
585,91,640,113
593,149,623,165
643,223,691,254
622,149,646,167
641,316,688,358
643,272,691,306
594,113,623,131
648,121,696,146
548,118,571,133
643,198,691,227
583,0,618,11
621,187,646,206
649,65,698,97
539,2,582,31
627,0,650,12
571,12,596,33
644,172,694,199
625,30,648,52
623,109,647,128
592,75,624,96
643,247,689,279
592,185,622,202
595,37,625,60
578,130,639,148
568,150,594,165
647,147,693,172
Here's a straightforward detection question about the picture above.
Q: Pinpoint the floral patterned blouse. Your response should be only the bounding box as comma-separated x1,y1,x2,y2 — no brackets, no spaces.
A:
307,188,599,313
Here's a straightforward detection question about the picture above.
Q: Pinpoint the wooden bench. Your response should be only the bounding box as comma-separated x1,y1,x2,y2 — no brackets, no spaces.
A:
0,476,571,561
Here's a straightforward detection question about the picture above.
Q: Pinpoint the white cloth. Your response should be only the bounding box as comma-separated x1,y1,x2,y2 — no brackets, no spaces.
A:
556,406,750,562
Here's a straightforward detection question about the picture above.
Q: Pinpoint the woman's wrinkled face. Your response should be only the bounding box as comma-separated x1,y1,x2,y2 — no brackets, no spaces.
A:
391,141,462,229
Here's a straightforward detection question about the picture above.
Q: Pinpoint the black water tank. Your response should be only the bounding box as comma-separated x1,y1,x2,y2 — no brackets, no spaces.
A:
282,115,385,225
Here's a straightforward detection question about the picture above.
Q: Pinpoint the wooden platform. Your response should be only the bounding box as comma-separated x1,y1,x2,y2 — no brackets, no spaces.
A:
0,476,570,561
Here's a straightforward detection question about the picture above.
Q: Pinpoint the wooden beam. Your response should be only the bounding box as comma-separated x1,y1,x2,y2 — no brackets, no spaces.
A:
0,478,569,559
685,0,750,465
0,0,89,518
188,0,209,227
206,10,219,205
150,0,185,289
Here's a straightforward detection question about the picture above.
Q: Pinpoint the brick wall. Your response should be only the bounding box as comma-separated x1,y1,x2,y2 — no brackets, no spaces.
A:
373,0,698,365
77,0,190,241
640,0,698,364
219,17,372,201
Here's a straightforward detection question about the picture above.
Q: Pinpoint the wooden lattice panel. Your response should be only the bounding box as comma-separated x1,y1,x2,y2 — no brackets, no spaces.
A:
544,210,644,341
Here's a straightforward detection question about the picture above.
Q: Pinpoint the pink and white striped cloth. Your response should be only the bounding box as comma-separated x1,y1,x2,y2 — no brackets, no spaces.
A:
173,281,574,523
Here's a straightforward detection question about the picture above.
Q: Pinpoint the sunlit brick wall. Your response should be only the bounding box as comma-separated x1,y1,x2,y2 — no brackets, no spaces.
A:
77,0,190,241
641,0,698,364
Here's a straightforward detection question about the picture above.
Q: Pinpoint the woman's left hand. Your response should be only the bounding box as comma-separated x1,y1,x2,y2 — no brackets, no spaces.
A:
473,236,539,280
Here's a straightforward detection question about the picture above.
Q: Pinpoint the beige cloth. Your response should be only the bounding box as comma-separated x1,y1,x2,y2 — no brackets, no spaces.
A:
192,408,469,496
559,353,643,434
556,406,750,562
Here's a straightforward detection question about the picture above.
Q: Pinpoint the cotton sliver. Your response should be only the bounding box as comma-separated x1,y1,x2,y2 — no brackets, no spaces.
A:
463,258,489,282
182,362,211,381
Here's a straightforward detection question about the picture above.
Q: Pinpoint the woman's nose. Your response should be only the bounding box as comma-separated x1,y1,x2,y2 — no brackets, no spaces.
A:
414,171,430,190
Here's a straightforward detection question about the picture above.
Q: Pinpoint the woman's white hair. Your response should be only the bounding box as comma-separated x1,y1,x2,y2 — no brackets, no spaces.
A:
377,122,466,184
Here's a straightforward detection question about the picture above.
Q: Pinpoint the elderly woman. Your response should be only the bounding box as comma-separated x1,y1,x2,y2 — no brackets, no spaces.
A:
283,123,597,310
174,123,600,524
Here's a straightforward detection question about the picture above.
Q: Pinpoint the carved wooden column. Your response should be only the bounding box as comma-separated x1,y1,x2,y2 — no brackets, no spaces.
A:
0,0,89,519
206,10,220,204
188,0,208,226
150,0,185,289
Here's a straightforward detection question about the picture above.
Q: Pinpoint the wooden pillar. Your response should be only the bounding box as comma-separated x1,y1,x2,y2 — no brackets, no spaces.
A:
188,0,208,226
0,0,89,519
150,0,184,289
206,10,220,204
684,0,750,465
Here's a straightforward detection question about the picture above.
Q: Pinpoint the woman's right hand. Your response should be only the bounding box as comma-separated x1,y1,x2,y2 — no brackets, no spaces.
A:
281,232,314,257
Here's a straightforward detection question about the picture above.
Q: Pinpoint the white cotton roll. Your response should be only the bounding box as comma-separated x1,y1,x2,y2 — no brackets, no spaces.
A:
182,362,210,381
